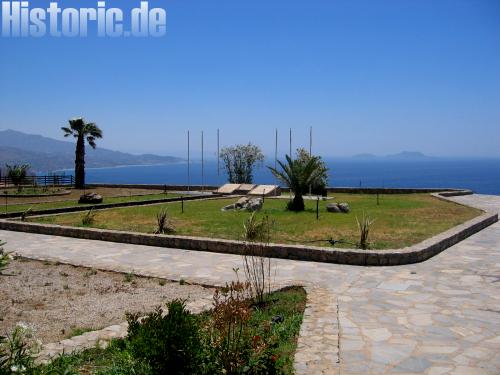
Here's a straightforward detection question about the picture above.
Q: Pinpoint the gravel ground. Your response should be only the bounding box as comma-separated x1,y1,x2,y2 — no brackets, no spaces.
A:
0,258,214,343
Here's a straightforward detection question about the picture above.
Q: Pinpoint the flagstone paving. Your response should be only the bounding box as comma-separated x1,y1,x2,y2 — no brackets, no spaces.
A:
1,194,499,374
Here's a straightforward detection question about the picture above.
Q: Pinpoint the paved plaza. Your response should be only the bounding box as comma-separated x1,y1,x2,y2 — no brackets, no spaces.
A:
1,194,499,374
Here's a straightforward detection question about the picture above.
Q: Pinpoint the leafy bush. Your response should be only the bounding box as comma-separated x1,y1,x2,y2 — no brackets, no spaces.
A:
210,279,252,373
295,148,329,196
126,299,205,375
0,323,41,374
205,276,280,374
220,143,264,184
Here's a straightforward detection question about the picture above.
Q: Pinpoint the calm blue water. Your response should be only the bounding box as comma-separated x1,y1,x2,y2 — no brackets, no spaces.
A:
74,158,500,195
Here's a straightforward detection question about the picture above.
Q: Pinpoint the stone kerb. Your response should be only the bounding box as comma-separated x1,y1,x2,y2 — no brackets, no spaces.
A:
0,213,496,266
0,190,495,266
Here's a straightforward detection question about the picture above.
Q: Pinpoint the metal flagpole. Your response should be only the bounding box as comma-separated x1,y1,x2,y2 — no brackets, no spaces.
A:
187,130,190,192
201,131,204,191
275,128,278,171
275,128,278,196
217,128,220,183
309,126,312,156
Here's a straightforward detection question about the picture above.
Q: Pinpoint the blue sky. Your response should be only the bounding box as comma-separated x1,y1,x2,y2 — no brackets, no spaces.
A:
1,0,499,158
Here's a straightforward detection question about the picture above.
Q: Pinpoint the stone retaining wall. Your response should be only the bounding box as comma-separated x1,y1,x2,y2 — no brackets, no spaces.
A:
86,183,219,191
0,192,496,266
87,183,471,195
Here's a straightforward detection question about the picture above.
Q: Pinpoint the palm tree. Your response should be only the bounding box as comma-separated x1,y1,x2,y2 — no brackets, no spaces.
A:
61,118,102,189
268,154,326,212
6,164,30,192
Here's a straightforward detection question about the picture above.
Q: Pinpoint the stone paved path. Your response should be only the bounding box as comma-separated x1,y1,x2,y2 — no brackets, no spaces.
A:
1,194,499,374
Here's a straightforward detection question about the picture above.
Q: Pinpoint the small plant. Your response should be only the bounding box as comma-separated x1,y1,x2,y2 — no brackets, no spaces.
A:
62,284,70,290
154,207,175,234
124,272,135,283
158,279,166,286
243,215,275,306
65,327,96,339
209,277,253,374
356,212,375,250
84,268,98,277
20,207,33,222
126,299,204,374
81,207,97,226
243,212,269,241
0,323,42,373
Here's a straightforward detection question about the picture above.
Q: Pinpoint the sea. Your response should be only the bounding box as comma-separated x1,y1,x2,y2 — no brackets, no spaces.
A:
65,158,500,195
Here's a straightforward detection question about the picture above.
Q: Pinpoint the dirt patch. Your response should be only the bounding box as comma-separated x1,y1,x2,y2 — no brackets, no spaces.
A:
0,258,213,344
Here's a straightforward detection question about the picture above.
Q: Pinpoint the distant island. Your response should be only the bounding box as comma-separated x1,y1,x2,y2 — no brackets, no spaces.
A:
0,129,183,173
352,151,435,160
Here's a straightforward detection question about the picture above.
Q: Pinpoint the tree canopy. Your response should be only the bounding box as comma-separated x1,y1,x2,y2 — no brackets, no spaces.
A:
220,143,264,184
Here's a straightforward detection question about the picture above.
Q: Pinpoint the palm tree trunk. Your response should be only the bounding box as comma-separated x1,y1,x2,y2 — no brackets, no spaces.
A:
289,193,305,211
75,135,85,189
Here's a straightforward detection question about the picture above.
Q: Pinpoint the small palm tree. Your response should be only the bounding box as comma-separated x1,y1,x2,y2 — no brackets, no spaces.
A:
61,118,102,189
6,164,30,192
268,155,326,211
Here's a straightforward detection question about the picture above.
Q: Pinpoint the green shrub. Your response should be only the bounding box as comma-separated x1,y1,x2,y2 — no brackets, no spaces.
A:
0,323,40,375
206,278,280,374
126,299,205,375
123,272,134,283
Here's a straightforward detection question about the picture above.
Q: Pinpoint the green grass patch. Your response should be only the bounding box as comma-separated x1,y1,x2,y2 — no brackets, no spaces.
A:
65,326,101,339
33,194,481,249
2,187,67,196
1,193,183,214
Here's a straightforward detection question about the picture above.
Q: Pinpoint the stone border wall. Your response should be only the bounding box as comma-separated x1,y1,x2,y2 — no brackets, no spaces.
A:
87,183,472,195
86,183,220,191
0,192,496,266
0,194,219,219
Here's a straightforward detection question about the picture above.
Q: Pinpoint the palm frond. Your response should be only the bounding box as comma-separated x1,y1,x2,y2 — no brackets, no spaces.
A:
61,126,73,136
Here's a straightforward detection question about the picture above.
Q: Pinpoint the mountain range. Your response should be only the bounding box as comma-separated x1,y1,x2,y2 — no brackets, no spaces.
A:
0,130,182,173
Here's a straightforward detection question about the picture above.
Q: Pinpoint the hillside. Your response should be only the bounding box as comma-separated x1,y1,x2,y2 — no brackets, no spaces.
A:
0,130,182,173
